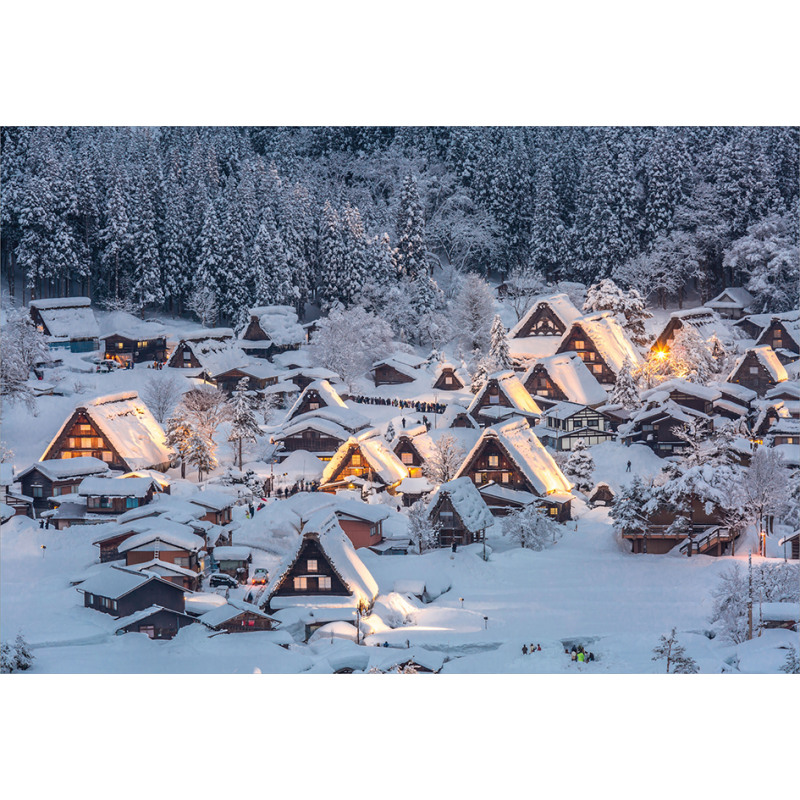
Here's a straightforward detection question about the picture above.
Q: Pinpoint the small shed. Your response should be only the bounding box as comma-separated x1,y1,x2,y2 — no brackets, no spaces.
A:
587,482,615,507
114,605,197,639
758,602,799,631
426,476,494,547
198,600,277,632
211,545,252,583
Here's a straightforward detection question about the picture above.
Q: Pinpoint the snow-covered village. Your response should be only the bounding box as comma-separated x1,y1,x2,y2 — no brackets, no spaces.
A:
1,124,798,679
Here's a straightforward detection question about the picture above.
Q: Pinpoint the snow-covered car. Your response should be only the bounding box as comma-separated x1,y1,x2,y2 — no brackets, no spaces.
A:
251,568,268,585
95,361,118,373
208,573,238,589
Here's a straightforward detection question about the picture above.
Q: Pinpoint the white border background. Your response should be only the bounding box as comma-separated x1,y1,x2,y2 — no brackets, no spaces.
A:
1,1,797,796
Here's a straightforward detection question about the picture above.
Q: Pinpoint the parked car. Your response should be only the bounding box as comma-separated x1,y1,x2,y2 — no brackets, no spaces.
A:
251,568,268,585
209,573,238,589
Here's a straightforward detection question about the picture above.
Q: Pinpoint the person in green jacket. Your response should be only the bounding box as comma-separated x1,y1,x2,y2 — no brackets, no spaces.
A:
577,651,585,663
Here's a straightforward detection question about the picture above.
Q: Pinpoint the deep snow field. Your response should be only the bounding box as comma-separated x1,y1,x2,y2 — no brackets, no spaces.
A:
1,309,796,674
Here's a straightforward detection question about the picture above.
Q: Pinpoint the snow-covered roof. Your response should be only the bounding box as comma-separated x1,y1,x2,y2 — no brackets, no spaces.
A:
371,358,421,379
286,380,347,419
433,361,470,385
321,433,409,487
478,483,537,506
76,565,171,599
706,287,754,311
283,404,369,435
729,346,788,383
117,528,205,554
212,546,252,561
129,559,200,579
30,297,99,340
16,457,109,483
587,482,615,501
114,605,195,631
522,352,608,406
180,334,250,378
78,476,154,497
457,418,573,496
332,499,390,524
758,602,799,623
265,512,379,610
778,531,800,547
509,292,583,338
42,392,171,470
0,463,14,487
198,599,275,627
115,495,206,525
564,313,643,374
185,490,237,512
395,476,433,494
716,382,758,403
426,476,494,534
100,321,166,341
275,416,353,444
641,379,721,404
247,305,304,346
543,401,606,421
468,371,542,417
437,404,478,429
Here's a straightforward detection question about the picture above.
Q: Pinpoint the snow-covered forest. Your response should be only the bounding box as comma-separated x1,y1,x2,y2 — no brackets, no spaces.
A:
3,126,798,326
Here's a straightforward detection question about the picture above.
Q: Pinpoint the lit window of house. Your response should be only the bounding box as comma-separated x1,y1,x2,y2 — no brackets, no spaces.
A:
307,559,318,572
549,507,558,516
351,453,362,466
574,340,585,349
318,576,331,591
293,576,308,590
473,473,482,484
488,455,499,467
501,472,511,483
117,342,124,350
445,376,453,385
309,402,319,410
102,452,113,462
592,364,603,374
401,452,414,465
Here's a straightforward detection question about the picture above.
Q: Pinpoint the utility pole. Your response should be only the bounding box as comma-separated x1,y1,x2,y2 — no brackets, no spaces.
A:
747,551,753,641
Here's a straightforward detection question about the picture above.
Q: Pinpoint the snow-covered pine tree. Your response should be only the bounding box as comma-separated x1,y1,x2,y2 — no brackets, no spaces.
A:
529,162,564,280
651,628,698,673
0,641,14,674
610,475,653,536
610,356,641,410
452,272,495,354
488,314,512,371
217,199,252,329
781,648,800,674
228,378,262,468
340,204,369,307
186,430,217,481
0,302,50,411
407,499,441,554
161,164,192,312
12,632,34,671
318,200,346,309
421,434,466,485
564,438,594,492
193,201,223,323
129,168,163,314
99,179,132,302
165,412,193,479
395,174,428,279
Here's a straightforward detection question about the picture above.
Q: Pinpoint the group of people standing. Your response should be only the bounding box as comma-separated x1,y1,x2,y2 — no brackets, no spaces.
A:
568,645,595,663
521,643,542,655
351,395,446,417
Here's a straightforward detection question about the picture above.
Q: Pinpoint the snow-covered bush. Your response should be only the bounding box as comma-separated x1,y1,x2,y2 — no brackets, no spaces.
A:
407,499,441,554
780,648,800,675
0,633,34,673
563,438,594,493
502,504,561,551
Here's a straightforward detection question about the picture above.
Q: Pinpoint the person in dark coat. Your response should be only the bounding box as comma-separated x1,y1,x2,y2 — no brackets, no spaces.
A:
626,460,631,472
522,645,528,655
248,503,255,517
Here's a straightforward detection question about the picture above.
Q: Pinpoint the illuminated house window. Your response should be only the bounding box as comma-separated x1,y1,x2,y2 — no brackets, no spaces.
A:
351,453,362,466
293,576,308,590
592,364,603,374
318,576,331,591
401,452,414,465
309,402,319,410
117,342,124,350
307,559,318,572
501,472,511,483
549,507,558,516
488,455,499,467
102,451,113,462
575,340,585,349
445,376,453,385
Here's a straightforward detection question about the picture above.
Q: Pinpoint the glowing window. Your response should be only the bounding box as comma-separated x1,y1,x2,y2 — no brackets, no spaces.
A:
318,576,331,591
307,559,318,572
488,455,499,467
293,576,308,590
401,452,414,465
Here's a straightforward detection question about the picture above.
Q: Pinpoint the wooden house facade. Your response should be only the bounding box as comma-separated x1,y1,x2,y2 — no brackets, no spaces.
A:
212,364,279,394
756,316,800,358
41,392,171,472
320,437,408,494
620,402,712,457
78,566,187,617
455,419,573,521
79,477,156,515
426,477,494,547
727,347,788,396
650,308,721,353
509,294,582,338
198,601,277,632
706,287,754,319
467,371,541,426
17,457,109,513
556,314,642,386
239,306,304,360
29,297,100,352
115,606,197,639
536,403,615,450
371,361,417,386
620,496,730,555
779,531,800,560
432,363,466,391
101,329,167,364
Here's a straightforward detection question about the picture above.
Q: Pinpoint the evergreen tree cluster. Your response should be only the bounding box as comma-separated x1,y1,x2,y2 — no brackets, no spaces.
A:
2,126,797,318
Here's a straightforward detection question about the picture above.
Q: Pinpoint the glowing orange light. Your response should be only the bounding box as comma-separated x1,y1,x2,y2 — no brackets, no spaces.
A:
655,349,668,361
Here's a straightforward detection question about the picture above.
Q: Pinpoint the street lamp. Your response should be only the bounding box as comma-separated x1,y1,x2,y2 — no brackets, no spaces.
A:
483,616,488,630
